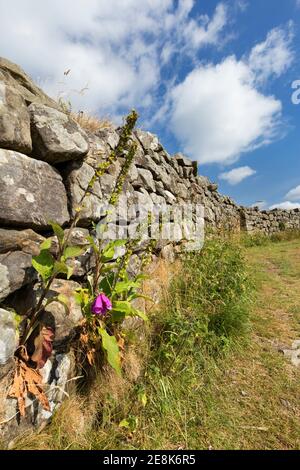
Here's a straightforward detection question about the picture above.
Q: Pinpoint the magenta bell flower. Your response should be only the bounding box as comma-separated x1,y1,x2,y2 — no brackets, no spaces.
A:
91,293,112,316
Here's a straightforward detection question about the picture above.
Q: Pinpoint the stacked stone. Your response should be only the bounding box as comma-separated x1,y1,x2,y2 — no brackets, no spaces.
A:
240,207,300,234
0,57,300,442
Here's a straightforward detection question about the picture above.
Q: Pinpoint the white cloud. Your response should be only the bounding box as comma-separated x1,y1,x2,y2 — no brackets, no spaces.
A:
285,184,300,201
248,22,294,83
183,3,227,49
0,0,228,118
168,24,293,164
219,166,256,185
269,201,300,210
170,56,282,164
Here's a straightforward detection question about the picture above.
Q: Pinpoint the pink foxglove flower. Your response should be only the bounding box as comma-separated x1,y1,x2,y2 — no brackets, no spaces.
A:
91,293,112,316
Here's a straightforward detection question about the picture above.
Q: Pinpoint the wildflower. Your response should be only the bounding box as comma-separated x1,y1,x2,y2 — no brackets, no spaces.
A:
91,293,112,316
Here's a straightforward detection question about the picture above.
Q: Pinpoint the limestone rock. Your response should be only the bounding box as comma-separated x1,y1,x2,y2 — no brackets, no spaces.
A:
174,153,193,167
0,57,61,110
135,168,155,192
0,309,17,367
0,82,32,154
0,251,36,301
0,228,44,255
135,129,162,152
29,103,89,164
0,149,69,229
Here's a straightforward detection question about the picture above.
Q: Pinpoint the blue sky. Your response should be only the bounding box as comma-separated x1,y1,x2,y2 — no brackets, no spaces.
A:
0,0,300,209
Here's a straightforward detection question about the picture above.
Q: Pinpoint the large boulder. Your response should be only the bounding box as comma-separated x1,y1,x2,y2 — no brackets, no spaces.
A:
0,57,60,110
29,103,89,164
0,149,70,229
0,82,32,154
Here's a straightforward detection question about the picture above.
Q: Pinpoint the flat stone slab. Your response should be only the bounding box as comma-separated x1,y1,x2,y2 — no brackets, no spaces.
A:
0,149,70,229
29,103,89,164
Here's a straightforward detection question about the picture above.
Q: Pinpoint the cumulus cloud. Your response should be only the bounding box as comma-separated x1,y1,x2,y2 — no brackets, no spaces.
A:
285,184,300,201
269,201,300,210
0,0,228,118
248,23,294,83
219,166,256,185
182,3,227,49
170,56,282,164
168,23,293,164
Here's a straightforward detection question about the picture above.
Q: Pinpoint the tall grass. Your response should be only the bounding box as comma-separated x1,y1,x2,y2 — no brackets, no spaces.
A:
9,238,254,450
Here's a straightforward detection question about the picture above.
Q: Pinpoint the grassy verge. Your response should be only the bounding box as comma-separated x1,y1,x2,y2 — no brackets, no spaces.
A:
9,235,300,450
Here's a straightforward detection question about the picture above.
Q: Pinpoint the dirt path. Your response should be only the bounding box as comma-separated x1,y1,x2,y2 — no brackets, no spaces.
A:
197,239,300,449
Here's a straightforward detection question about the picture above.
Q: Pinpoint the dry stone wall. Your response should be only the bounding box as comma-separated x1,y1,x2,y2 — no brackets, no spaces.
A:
0,57,300,443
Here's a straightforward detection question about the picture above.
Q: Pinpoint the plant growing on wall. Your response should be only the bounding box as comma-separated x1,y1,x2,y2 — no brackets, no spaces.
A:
9,110,155,416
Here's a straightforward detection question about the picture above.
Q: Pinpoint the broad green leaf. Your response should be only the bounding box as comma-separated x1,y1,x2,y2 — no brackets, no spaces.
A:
111,310,126,322
39,238,52,251
99,328,121,376
99,274,114,297
49,221,65,247
113,280,140,295
32,250,55,283
101,240,127,262
63,245,85,259
112,300,133,315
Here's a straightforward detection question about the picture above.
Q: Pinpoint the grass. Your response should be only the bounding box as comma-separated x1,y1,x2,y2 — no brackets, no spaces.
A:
7,235,300,450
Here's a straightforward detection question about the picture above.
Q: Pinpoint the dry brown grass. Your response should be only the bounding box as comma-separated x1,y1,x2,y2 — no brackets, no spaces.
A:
71,111,114,133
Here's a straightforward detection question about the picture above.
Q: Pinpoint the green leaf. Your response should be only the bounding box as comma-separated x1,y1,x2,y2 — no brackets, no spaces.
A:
49,221,65,247
67,265,74,280
132,308,148,322
32,250,55,283
99,328,121,376
40,238,52,250
101,240,127,262
119,419,130,428
99,274,114,297
87,235,100,254
113,280,140,295
53,260,68,275
111,310,126,323
63,245,85,259
112,300,133,315
138,392,147,407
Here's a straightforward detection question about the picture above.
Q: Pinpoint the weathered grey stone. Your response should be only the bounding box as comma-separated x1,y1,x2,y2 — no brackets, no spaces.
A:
0,149,69,229
136,168,155,192
135,129,162,152
0,228,44,255
0,251,35,301
0,57,61,110
208,183,218,192
174,153,193,167
37,279,83,342
29,103,89,164
0,309,17,366
163,190,177,205
0,82,32,154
